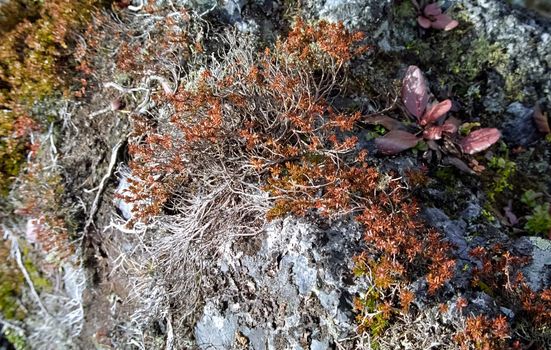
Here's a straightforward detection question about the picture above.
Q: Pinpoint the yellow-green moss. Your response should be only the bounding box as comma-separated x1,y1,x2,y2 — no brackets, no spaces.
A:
0,0,107,196
0,111,27,196
4,328,27,350
0,241,25,321
486,154,516,203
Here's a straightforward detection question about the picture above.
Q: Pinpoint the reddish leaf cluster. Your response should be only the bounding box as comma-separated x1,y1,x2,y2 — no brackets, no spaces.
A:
283,18,368,65
373,65,501,171
455,315,512,350
413,1,459,31
122,19,367,222
119,18,456,341
467,244,551,347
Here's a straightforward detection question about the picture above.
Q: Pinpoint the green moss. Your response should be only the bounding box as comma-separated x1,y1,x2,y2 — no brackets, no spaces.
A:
0,0,41,34
486,155,516,203
408,29,509,98
400,9,533,119
503,72,525,101
355,288,390,338
447,36,507,83
0,111,27,197
4,328,27,350
481,207,497,223
22,247,51,292
521,190,540,208
474,280,495,297
0,239,51,323
522,191,551,236
524,203,551,236
393,0,416,22
0,0,108,192
0,241,25,321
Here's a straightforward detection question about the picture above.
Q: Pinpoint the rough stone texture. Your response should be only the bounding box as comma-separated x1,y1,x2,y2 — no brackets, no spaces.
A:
306,0,392,31
309,0,550,113
423,207,471,262
458,0,551,112
501,102,541,146
195,302,239,349
514,236,551,291
195,218,364,349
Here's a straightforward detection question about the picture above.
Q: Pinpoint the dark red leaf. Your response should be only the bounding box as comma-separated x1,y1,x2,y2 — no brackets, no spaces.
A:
445,156,475,174
375,130,420,155
504,201,519,226
417,16,432,29
534,103,550,134
365,115,405,130
423,125,443,140
402,65,429,119
431,14,458,31
424,3,442,16
419,99,452,126
460,128,501,154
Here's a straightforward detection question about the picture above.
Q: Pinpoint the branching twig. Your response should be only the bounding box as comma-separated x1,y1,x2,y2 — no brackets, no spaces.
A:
84,140,124,233
3,227,51,317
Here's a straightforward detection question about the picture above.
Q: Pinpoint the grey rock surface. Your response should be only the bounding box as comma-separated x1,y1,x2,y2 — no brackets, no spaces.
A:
422,207,471,262
521,236,551,290
196,302,239,349
502,102,541,146
195,218,364,349
306,0,392,30
458,0,551,112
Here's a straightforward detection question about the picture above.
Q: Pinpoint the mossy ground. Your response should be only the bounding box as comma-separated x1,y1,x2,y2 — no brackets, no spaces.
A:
0,1,549,348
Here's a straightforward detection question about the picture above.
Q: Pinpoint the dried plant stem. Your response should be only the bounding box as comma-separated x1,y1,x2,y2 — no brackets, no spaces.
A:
3,227,51,317
84,140,124,233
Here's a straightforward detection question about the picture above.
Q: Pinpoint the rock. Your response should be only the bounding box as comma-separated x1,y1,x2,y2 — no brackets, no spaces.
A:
509,0,551,17
292,255,317,295
195,301,239,349
461,201,482,221
422,207,470,261
458,0,551,112
501,102,540,146
217,0,248,23
305,0,392,30
311,339,329,350
195,218,363,349
523,236,551,290
470,292,497,315
500,306,514,319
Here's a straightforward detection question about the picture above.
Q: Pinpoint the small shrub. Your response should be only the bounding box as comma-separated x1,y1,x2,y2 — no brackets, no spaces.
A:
524,203,551,237
486,155,516,203
455,314,511,350
521,190,551,237
372,65,500,173
468,245,551,347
